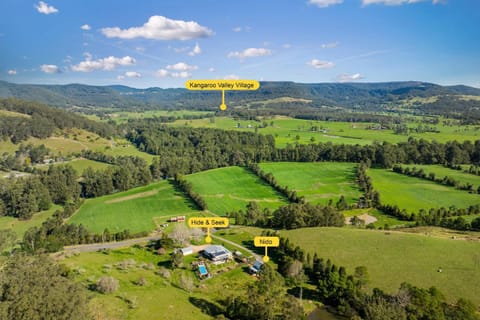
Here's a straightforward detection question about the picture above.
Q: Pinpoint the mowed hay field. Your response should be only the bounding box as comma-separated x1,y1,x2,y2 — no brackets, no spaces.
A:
284,227,480,304
185,166,289,215
368,169,480,212
69,180,200,234
259,162,361,205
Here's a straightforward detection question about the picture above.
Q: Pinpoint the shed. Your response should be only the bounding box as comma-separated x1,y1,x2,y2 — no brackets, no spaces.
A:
180,247,193,256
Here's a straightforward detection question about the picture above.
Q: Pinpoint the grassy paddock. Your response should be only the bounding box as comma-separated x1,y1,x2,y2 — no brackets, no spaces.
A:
62,245,255,320
185,166,289,215
259,162,361,205
283,227,480,305
69,180,200,234
368,168,480,212
0,205,61,238
403,164,480,190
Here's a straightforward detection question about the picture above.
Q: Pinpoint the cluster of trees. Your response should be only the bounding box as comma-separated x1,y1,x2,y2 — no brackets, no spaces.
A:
0,165,81,220
392,165,480,193
0,175,51,220
0,98,114,142
0,143,50,171
222,263,304,320
0,254,91,320
126,124,276,176
173,174,207,210
263,231,480,320
229,202,344,229
248,163,304,203
81,156,152,198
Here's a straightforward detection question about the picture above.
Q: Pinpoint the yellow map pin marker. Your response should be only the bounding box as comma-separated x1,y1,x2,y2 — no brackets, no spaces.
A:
185,80,260,112
254,236,279,263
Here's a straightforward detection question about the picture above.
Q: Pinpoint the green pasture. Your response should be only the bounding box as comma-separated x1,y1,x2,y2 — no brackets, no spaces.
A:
171,116,480,147
67,159,113,173
283,227,480,305
342,208,411,228
185,166,289,215
0,204,61,238
69,180,200,234
259,162,361,205
402,164,480,190
368,169,480,212
103,138,156,164
104,110,214,124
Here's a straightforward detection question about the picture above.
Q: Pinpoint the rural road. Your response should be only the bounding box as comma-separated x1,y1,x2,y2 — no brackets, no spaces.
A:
211,234,262,261
62,235,161,253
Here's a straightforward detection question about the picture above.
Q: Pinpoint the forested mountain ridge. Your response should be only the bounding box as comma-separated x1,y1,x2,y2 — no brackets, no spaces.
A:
1,80,479,112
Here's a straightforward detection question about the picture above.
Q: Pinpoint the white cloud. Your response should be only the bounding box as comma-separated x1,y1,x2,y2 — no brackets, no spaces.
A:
233,27,242,32
283,44,292,49
307,59,335,69
166,62,198,71
40,64,60,73
308,0,343,8
208,67,215,72
321,41,339,49
362,0,440,5
101,15,213,40
135,47,145,53
336,73,364,82
71,55,135,72
188,43,201,56
7,70,17,75
81,24,91,31
156,69,169,77
171,71,192,78
35,1,58,14
228,48,272,60
156,68,191,78
117,75,125,80
125,71,141,78
156,65,192,78
224,74,240,80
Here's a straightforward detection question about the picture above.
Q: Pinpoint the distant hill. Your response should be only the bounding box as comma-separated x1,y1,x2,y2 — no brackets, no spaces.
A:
0,80,479,112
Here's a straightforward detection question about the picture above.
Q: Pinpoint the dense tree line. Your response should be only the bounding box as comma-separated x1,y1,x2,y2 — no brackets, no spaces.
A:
263,231,480,320
356,162,380,208
0,97,114,142
126,125,276,176
379,203,480,231
0,143,51,171
248,163,304,203
229,202,344,229
172,174,207,210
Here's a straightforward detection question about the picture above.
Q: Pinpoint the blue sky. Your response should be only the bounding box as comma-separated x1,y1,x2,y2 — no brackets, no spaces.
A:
1,0,479,88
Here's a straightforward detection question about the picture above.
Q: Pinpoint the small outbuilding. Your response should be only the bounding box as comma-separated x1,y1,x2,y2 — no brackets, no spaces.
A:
249,260,264,274
180,247,193,256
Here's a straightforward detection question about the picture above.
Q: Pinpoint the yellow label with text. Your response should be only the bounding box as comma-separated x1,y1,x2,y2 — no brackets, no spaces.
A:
188,217,230,228
185,80,260,91
254,236,280,247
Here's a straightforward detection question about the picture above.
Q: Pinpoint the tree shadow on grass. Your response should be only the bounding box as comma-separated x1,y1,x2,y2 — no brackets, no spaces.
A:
287,286,319,301
167,179,200,211
188,297,224,317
